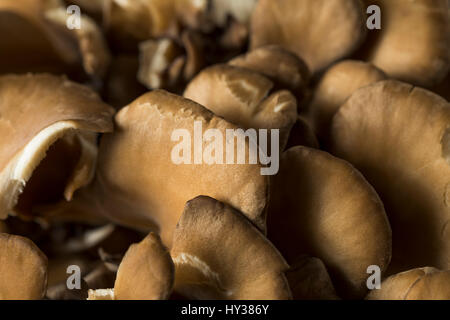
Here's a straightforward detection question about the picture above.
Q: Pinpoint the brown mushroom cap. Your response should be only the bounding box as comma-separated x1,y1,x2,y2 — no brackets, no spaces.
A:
268,146,392,298
229,45,310,103
0,73,114,220
114,233,174,300
0,0,110,77
79,90,268,247
306,60,387,144
366,267,450,300
330,80,450,274
103,0,179,48
171,196,291,300
250,0,366,74
44,6,111,78
184,64,297,150
0,0,78,74
0,233,48,299
359,0,450,87
286,255,340,300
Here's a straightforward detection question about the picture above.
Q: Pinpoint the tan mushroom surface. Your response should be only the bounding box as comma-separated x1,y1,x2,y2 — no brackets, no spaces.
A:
69,90,268,247
359,0,450,87
184,64,298,150
306,60,387,144
0,0,78,74
0,233,48,300
0,0,110,77
366,267,450,300
330,80,450,274
0,73,114,220
171,196,291,300
250,0,366,74
268,146,392,298
229,45,310,103
114,233,174,300
286,256,340,300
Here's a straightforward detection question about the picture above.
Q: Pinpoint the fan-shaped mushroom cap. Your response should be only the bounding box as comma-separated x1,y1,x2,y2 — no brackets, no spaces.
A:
184,64,297,149
114,233,174,300
44,5,111,78
171,196,291,300
229,45,310,102
0,233,48,299
105,0,175,36
286,256,340,300
366,267,450,300
359,0,450,87
0,73,114,220
268,146,392,298
0,0,77,73
0,0,110,77
250,0,366,74
306,60,387,143
80,90,268,247
330,80,450,273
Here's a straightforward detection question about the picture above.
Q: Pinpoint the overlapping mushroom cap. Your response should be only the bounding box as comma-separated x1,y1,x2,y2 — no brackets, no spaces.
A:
0,73,114,220
184,64,298,150
306,60,387,144
78,90,268,247
250,0,366,73
330,80,450,273
359,0,450,87
367,267,450,300
229,45,310,102
0,0,110,77
0,233,48,300
286,255,339,300
268,146,392,298
114,233,174,300
171,196,291,300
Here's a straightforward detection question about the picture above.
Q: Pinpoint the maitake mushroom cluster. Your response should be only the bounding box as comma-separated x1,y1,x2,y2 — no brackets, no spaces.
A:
0,0,449,300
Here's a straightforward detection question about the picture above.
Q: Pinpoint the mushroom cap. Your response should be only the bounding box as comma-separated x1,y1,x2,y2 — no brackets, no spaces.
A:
0,73,114,219
229,45,310,102
184,64,297,149
90,90,268,247
286,255,340,300
171,196,291,300
330,80,450,273
268,146,392,298
366,267,450,300
44,6,111,78
114,233,174,300
0,0,78,74
250,0,366,73
137,38,183,89
0,233,48,299
0,0,110,77
103,0,179,48
306,60,387,144
359,0,450,87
